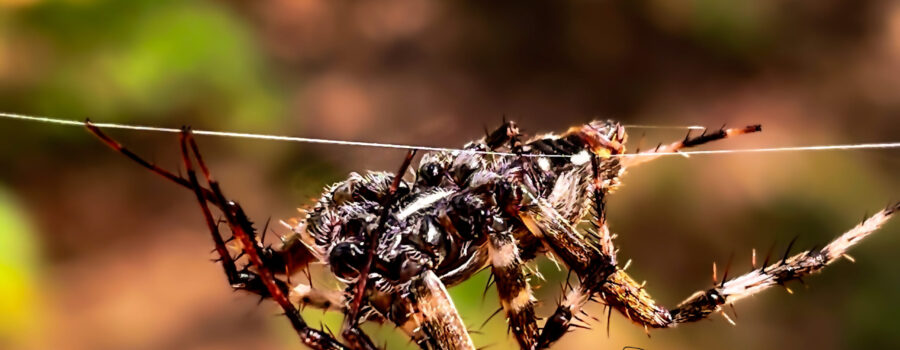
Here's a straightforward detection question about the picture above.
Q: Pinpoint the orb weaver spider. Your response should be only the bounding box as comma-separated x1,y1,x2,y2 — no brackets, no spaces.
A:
86,119,898,350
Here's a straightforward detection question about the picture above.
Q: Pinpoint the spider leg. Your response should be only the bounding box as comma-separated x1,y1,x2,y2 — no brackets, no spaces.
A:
667,203,900,324
527,150,899,344
529,154,619,348
520,152,617,277
487,225,539,349
88,121,268,294
89,124,350,350
180,130,352,350
366,293,430,350
88,121,321,289
409,270,477,350
343,150,417,350
521,189,620,348
85,121,218,203
540,199,900,344
465,119,523,152
622,124,761,168
480,119,523,152
591,202,900,329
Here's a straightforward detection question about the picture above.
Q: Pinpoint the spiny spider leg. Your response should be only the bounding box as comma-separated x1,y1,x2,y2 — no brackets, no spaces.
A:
85,120,218,203
530,180,898,345
87,123,350,350
524,148,899,346
461,121,542,348
180,128,247,290
666,202,900,324
587,202,900,329
520,195,617,348
622,124,761,168
409,270,476,350
344,150,417,350
180,130,351,350
488,225,539,349
182,130,328,304
87,122,259,293
587,153,616,259
89,120,321,273
531,123,765,340
474,120,523,152
536,153,618,348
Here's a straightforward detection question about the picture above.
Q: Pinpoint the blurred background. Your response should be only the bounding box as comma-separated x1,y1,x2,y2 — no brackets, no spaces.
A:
1,0,899,349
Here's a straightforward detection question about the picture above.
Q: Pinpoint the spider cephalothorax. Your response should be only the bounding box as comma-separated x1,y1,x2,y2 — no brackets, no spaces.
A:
87,119,897,350
305,120,625,284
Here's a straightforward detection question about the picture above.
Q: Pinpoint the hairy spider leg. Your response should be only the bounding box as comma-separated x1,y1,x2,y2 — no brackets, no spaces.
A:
519,142,898,346
87,121,321,289
85,120,217,203
661,202,900,325
535,153,619,348
344,150,417,350
464,121,542,348
487,225,540,349
87,122,351,350
474,123,618,350
580,201,900,330
474,120,523,152
87,122,259,292
524,172,898,346
396,121,531,349
622,124,762,168
182,130,352,350
409,270,477,350
466,121,550,348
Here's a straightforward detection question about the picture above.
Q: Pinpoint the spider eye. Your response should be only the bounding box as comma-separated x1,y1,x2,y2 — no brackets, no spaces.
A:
328,241,366,279
418,163,443,186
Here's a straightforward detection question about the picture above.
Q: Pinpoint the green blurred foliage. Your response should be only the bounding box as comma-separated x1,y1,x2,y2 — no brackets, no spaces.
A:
0,187,41,347
2,0,283,131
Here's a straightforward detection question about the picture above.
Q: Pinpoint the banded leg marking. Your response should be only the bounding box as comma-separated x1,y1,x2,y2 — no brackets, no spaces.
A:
409,271,476,350
622,124,761,168
488,228,539,349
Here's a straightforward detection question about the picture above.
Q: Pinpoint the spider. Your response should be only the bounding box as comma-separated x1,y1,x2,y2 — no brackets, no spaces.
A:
86,119,898,350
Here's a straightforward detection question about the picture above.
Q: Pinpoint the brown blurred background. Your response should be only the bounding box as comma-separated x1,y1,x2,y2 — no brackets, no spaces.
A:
1,0,899,349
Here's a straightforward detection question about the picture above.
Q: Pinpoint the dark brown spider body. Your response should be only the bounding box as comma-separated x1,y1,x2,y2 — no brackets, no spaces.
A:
291,121,624,348
301,120,620,288
86,119,898,350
